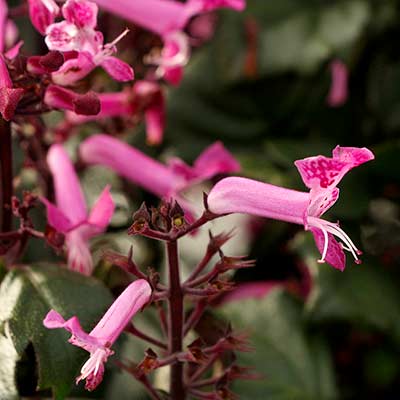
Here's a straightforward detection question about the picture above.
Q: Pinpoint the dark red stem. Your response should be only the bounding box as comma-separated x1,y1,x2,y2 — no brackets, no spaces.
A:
167,240,186,399
0,119,13,232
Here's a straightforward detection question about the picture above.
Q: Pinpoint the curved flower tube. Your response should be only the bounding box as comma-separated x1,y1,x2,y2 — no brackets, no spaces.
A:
79,134,240,218
41,144,115,275
208,146,374,271
43,279,152,391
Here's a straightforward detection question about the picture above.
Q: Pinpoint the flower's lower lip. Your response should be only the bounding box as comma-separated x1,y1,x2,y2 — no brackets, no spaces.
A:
308,216,362,264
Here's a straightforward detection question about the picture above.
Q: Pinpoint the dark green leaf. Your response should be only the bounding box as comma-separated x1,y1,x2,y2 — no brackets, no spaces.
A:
220,289,338,399
0,264,113,399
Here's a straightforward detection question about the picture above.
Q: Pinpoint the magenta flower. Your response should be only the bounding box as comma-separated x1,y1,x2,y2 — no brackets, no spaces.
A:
79,134,240,217
45,0,133,85
92,0,245,84
28,0,60,35
41,144,115,275
0,0,24,120
65,81,165,145
0,55,24,120
44,84,101,115
208,146,374,271
43,279,152,391
327,60,348,107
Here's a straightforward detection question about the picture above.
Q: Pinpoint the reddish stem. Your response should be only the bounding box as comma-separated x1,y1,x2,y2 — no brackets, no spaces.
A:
0,119,13,233
167,240,186,399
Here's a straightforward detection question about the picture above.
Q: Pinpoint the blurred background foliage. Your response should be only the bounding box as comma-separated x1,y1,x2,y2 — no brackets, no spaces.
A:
1,0,400,399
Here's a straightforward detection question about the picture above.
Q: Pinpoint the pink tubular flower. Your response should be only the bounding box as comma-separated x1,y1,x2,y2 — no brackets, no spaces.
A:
327,60,348,107
79,134,240,216
65,81,165,145
208,146,375,271
43,279,152,391
41,144,115,275
92,0,245,85
45,0,133,85
44,84,101,115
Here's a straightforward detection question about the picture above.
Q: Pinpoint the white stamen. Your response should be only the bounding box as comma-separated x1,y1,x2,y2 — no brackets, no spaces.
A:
95,29,130,63
308,216,361,264
79,347,108,380
108,28,130,48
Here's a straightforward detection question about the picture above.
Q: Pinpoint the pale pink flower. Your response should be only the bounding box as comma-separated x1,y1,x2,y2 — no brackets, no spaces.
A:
208,146,374,271
79,134,240,217
327,60,348,107
43,279,152,391
41,144,115,275
92,0,245,84
45,0,133,85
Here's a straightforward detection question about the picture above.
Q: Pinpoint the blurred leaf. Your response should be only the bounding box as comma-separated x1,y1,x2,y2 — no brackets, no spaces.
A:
0,264,113,399
294,235,400,342
220,289,338,399
258,0,370,74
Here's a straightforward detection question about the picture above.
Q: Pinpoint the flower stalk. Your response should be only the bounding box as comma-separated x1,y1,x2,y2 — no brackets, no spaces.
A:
0,118,12,232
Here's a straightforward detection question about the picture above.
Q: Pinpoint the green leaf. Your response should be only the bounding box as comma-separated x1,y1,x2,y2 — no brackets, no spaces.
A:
0,264,113,399
294,234,400,342
220,289,338,399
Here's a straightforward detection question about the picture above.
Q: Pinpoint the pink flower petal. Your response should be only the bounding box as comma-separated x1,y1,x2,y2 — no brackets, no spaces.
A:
218,281,280,305
332,145,375,166
163,65,184,85
87,185,115,230
144,95,165,146
327,60,348,107
66,230,93,275
100,56,134,82
51,52,96,85
44,84,100,115
92,0,190,36
40,197,73,233
62,0,98,29
90,279,152,343
28,0,60,35
0,0,8,53
189,0,246,12
47,144,87,225
310,227,346,271
45,20,79,52
43,310,102,352
4,40,23,60
192,141,241,180
307,187,340,218
0,87,24,121
294,146,375,191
